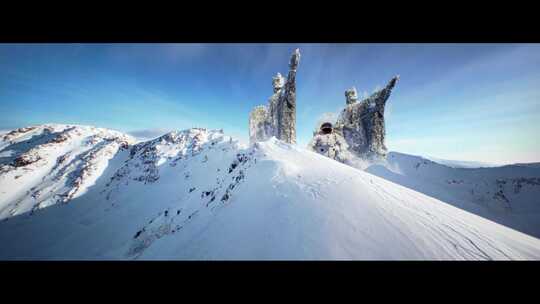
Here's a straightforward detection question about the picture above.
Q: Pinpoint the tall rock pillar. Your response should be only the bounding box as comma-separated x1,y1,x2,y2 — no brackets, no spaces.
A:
248,48,301,145
278,48,301,144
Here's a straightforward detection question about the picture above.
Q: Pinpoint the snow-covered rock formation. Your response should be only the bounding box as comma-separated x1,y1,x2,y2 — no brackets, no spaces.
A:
0,124,539,260
249,49,300,144
309,76,399,162
249,106,271,144
309,121,354,165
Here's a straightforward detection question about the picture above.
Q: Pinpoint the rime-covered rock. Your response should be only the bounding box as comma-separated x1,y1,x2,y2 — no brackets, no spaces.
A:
272,73,285,93
310,75,399,162
345,87,358,105
308,121,353,164
249,106,271,143
249,49,300,144
278,48,301,144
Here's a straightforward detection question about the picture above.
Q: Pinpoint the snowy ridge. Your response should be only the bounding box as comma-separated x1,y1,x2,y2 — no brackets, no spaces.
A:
367,152,540,237
0,124,134,219
0,125,539,260
422,155,500,169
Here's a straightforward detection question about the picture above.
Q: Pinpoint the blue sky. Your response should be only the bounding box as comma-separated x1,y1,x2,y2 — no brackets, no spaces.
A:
0,43,539,164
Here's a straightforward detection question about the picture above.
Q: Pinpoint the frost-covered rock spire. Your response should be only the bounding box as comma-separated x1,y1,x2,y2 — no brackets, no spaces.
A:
249,48,301,144
345,87,358,105
310,75,399,162
279,48,301,144
272,73,285,93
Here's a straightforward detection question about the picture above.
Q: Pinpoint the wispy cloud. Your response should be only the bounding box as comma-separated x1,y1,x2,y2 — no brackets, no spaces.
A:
127,128,171,141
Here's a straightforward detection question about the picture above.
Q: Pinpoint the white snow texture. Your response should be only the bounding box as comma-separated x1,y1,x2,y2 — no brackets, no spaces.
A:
0,124,539,260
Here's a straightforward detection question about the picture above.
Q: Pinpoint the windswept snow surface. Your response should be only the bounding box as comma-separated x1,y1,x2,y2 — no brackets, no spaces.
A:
367,152,540,238
0,126,539,260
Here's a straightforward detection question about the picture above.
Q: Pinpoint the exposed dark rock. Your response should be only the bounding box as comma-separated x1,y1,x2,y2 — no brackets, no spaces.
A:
221,192,230,203
2,126,37,142
14,152,41,167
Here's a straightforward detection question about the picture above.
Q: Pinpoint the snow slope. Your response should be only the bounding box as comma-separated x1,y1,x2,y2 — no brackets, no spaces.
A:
0,124,135,219
367,152,540,238
0,125,539,260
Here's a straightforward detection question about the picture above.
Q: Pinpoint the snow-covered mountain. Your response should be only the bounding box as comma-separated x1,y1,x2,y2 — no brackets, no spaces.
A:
421,155,500,169
0,124,135,219
0,124,539,260
367,152,540,238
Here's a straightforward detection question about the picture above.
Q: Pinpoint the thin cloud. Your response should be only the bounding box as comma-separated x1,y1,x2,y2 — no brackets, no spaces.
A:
127,128,171,141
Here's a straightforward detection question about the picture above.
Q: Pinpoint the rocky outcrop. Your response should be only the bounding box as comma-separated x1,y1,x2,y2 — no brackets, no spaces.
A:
249,49,301,145
104,128,232,202
2,126,38,142
310,76,399,162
